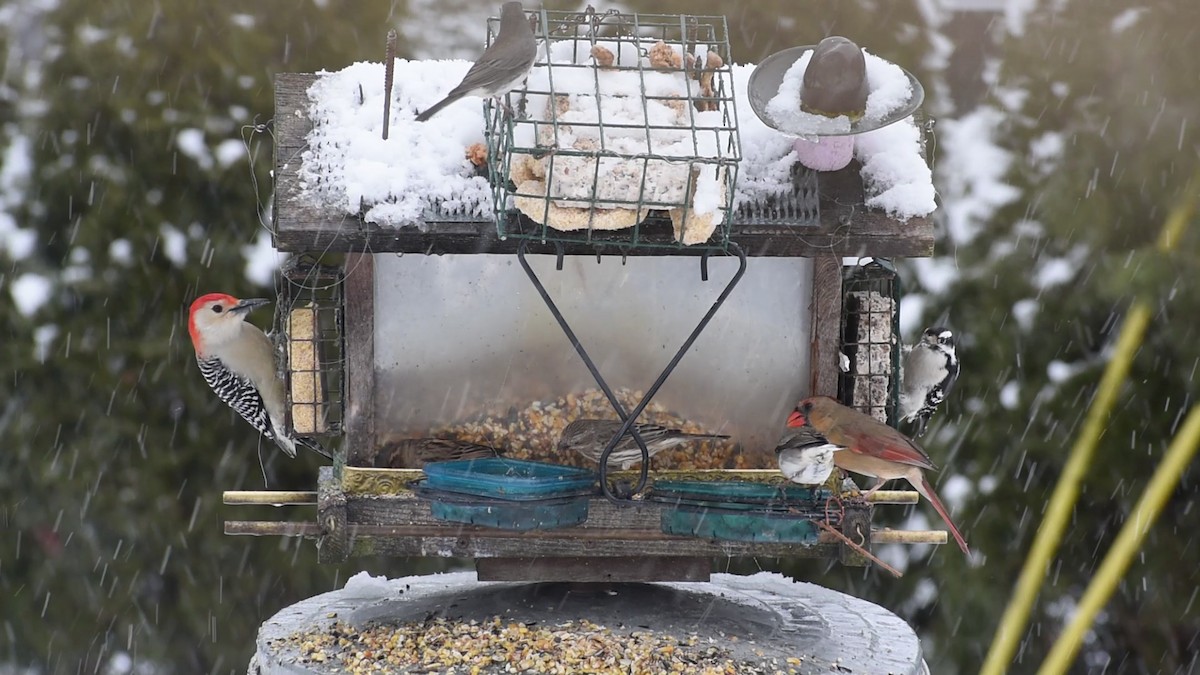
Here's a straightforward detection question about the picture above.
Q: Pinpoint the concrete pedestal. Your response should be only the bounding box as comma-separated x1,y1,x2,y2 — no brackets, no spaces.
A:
250,572,929,674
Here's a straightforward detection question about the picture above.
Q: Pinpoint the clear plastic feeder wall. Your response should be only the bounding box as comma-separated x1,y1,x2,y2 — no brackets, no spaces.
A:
275,256,345,438
839,259,901,426
486,8,741,252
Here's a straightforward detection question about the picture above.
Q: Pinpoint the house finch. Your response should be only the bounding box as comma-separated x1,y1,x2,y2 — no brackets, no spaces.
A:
556,419,729,469
373,438,503,469
787,395,969,554
774,425,839,485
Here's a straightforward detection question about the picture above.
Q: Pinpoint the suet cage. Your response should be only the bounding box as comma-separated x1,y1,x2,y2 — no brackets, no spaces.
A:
486,8,742,252
839,258,902,426
274,256,345,439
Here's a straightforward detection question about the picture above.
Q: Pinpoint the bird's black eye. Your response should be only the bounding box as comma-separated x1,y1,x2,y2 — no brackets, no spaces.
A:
212,305,224,314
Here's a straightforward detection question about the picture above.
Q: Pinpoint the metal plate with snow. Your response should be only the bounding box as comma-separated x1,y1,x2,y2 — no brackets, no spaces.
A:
748,45,925,138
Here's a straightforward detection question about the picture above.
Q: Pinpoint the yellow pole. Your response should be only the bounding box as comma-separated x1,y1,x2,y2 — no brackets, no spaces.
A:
980,180,1198,675
1037,405,1200,674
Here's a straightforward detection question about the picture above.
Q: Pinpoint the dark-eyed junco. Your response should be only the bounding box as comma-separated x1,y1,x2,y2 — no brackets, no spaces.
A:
557,419,729,469
415,2,537,122
774,424,838,485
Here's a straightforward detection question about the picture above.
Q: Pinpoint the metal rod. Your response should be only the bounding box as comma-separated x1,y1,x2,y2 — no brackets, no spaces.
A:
382,30,396,140
515,239,654,496
597,241,748,500
222,491,318,506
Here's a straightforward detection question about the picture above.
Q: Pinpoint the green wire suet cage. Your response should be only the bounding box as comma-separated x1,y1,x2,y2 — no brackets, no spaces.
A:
485,7,741,252
275,256,345,439
839,258,902,426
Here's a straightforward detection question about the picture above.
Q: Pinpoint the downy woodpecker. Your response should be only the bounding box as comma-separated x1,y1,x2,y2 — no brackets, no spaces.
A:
898,326,959,438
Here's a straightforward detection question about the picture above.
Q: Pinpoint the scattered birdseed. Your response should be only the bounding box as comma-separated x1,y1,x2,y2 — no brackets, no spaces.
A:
270,616,804,674
419,387,770,471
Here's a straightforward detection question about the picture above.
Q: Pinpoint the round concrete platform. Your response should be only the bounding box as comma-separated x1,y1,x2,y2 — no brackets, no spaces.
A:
250,572,928,674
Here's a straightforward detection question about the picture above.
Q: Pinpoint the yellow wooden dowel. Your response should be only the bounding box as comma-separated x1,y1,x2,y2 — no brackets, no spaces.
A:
981,178,1198,675
1037,405,1200,674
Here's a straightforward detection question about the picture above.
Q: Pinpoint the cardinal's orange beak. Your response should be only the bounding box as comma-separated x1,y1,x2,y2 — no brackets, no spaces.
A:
786,409,806,428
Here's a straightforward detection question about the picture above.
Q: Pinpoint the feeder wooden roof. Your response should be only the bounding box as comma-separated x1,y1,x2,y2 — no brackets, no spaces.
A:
272,73,934,258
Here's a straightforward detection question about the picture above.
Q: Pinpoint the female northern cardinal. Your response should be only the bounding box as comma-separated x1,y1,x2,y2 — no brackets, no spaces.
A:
787,396,970,554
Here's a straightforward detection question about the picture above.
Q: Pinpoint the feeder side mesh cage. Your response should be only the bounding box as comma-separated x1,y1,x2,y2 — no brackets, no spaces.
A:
275,257,345,437
839,261,901,426
486,8,740,252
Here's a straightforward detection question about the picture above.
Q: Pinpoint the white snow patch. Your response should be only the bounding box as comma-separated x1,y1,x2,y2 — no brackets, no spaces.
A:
109,239,133,266
242,230,283,287
62,246,92,284
876,543,912,574
940,473,972,511
0,135,36,260
176,128,213,170
1003,0,1040,36
33,324,58,363
302,60,492,226
77,24,108,45
1028,131,1064,176
158,223,187,266
1047,359,1087,384
1110,8,1146,33
731,64,798,207
12,272,53,316
899,293,927,338
230,13,256,29
902,578,939,615
936,107,1020,244
343,570,394,596
911,256,959,295
978,474,998,495
999,381,1020,410
856,118,937,219
1012,298,1039,330
214,139,246,169
1034,246,1087,289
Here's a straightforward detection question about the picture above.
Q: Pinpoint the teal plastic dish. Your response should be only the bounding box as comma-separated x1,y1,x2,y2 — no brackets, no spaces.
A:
423,458,597,501
413,481,589,531
661,504,821,544
649,480,827,509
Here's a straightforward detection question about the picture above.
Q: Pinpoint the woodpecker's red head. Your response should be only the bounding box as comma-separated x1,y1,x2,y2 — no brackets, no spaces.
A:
188,293,270,354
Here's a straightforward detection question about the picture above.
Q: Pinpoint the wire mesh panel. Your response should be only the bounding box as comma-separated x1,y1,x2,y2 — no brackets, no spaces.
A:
839,259,901,425
275,256,345,438
486,7,740,252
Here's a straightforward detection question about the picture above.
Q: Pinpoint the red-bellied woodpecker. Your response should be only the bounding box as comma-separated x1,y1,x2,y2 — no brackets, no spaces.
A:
187,293,330,460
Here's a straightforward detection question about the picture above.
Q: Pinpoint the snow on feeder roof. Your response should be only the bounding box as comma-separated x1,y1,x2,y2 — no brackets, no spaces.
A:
282,12,935,256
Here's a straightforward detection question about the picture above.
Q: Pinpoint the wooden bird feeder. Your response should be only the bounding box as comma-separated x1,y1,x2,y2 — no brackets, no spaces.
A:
225,9,944,582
